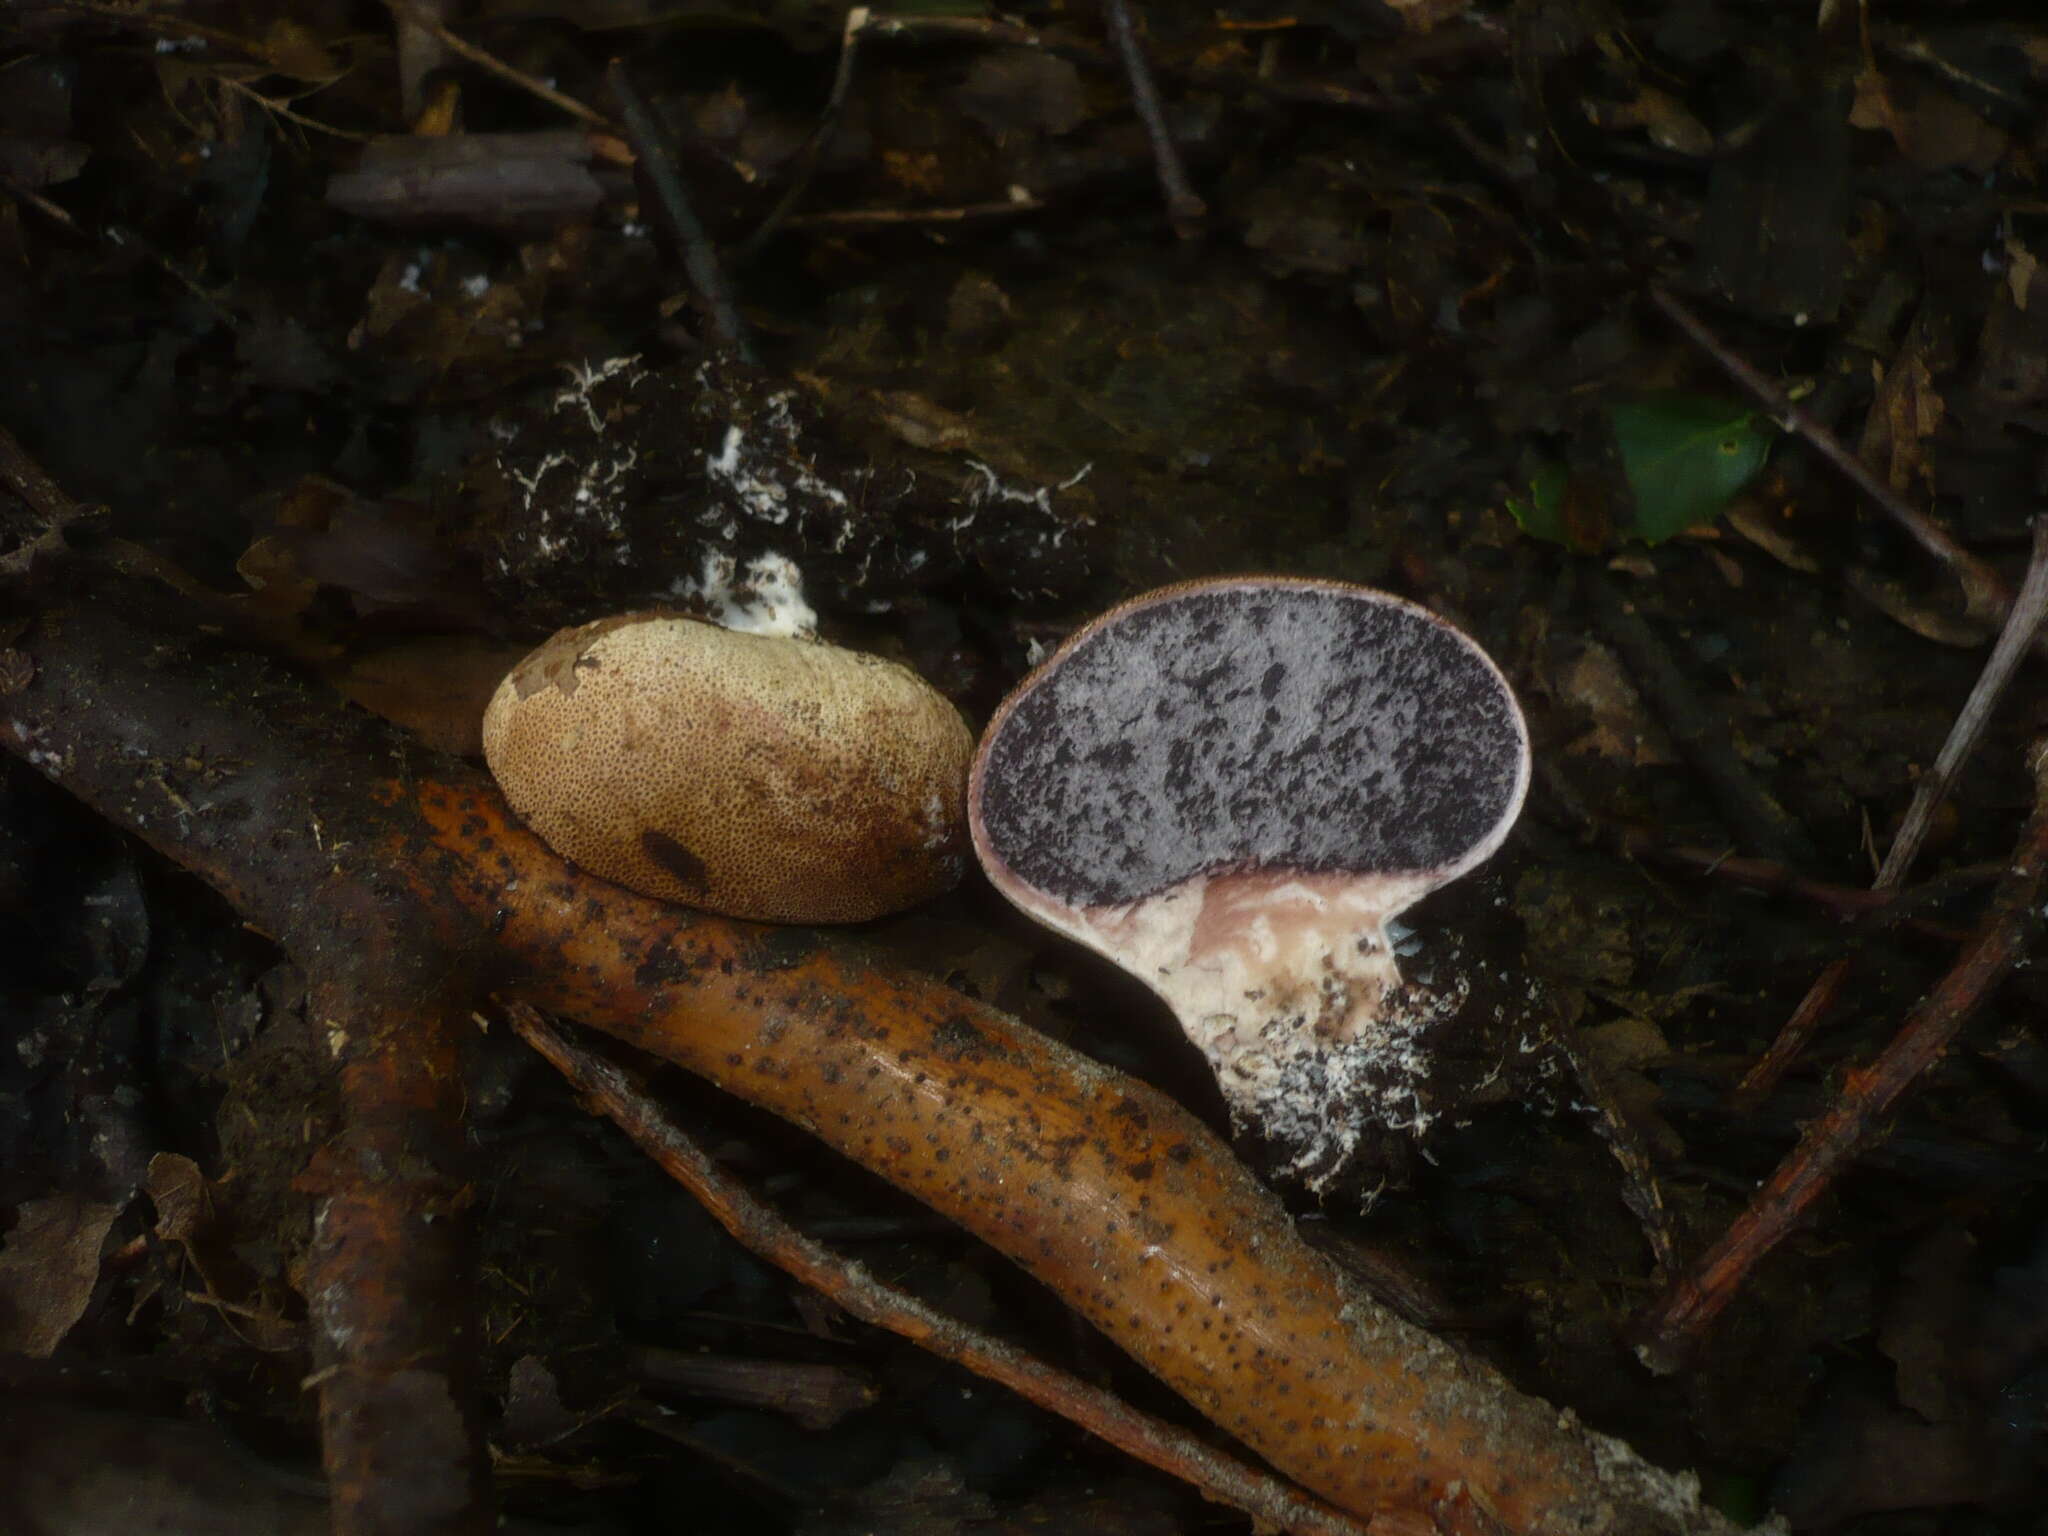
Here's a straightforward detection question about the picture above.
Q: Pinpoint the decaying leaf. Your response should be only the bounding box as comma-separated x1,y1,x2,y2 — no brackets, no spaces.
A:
1859,330,1946,496
0,1193,122,1357
331,637,534,758
1851,66,2009,175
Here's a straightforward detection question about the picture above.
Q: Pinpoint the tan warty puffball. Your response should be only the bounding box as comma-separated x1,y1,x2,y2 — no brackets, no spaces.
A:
483,612,973,923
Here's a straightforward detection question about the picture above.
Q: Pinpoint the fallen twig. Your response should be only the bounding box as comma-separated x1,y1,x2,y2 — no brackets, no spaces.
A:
736,5,872,262
857,9,1410,115
380,0,614,132
1587,569,1816,867
1650,285,2014,631
1738,514,2048,1100
1877,515,2048,886
298,968,489,1536
1101,0,1205,236
325,131,609,232
605,60,757,365
1609,826,1991,926
782,197,1045,229
1634,736,2048,1374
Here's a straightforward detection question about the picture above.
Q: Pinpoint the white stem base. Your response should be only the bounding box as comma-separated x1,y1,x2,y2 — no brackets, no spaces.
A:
1071,868,1467,1188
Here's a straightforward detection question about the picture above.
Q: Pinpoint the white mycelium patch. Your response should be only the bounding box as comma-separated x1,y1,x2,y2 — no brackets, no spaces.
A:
487,352,1095,611
554,354,646,433
961,458,1093,519
948,460,1095,599
491,355,649,571
694,367,858,553
671,551,818,639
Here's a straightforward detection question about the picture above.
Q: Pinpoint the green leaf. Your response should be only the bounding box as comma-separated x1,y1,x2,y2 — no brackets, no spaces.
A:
1507,460,1572,546
1607,393,1773,544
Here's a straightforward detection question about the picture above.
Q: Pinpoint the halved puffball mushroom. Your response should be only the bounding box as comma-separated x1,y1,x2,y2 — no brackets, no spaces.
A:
968,576,1531,1185
483,611,974,923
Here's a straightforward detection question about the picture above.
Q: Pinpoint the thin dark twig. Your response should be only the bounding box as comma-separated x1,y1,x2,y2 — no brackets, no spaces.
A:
1587,571,1817,868
857,7,1397,115
50,0,286,58
1733,958,1852,1105
784,197,1044,229
505,1004,1375,1536
1611,827,1994,927
1650,285,2013,630
1880,513,2048,884
1635,737,2048,1374
105,223,240,331
1102,0,1205,236
737,5,871,262
0,425,87,525
381,0,614,130
0,178,83,233
214,75,375,142
1738,514,2048,1099
606,60,757,366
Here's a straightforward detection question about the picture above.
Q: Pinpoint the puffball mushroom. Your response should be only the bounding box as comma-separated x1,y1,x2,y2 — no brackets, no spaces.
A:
483,611,974,923
968,576,1531,1186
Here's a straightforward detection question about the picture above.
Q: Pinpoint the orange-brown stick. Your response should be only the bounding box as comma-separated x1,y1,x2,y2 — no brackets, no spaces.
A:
299,967,488,1536
507,1003,1375,1536
413,782,1735,1536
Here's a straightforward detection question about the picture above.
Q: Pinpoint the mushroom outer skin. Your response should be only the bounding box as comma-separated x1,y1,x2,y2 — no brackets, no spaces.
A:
482,610,974,923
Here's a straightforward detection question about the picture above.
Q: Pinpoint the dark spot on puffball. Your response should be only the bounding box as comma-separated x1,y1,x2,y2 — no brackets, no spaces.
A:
641,829,709,892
